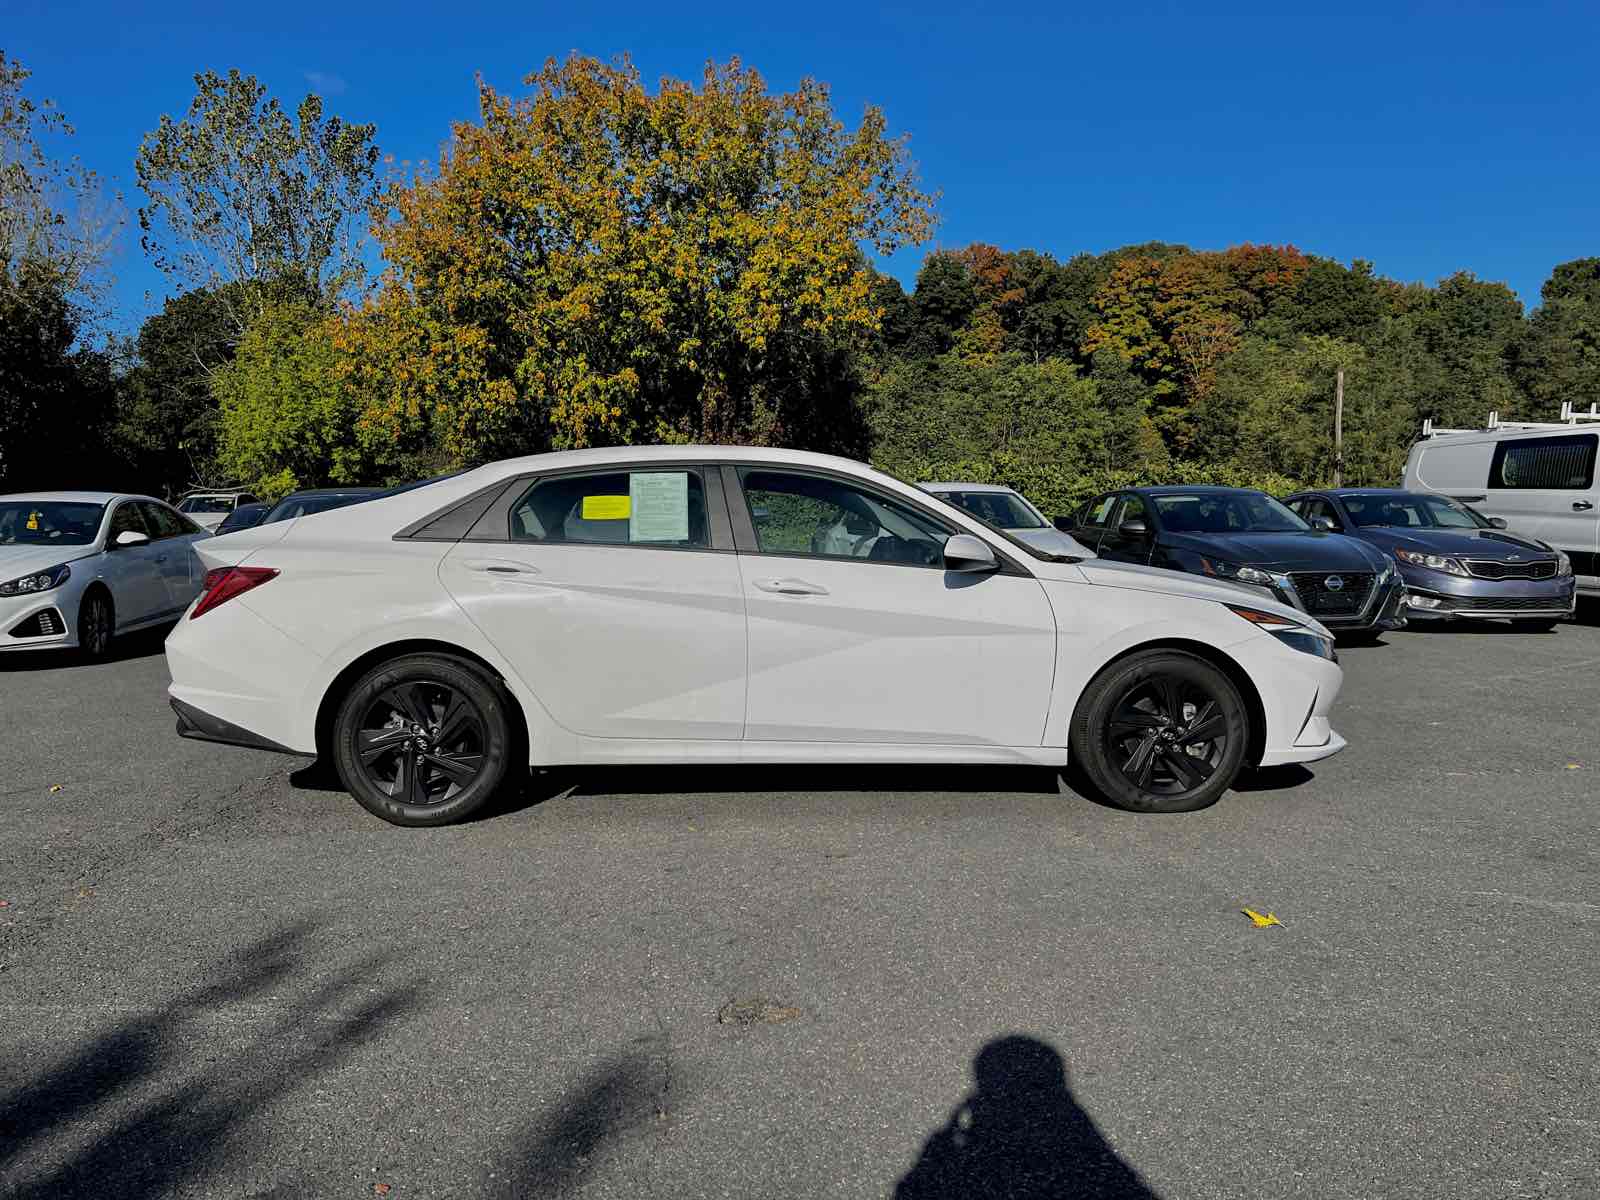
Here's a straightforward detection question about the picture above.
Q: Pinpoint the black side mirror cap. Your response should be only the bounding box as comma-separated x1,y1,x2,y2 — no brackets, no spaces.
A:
1119,518,1149,537
1052,516,1076,532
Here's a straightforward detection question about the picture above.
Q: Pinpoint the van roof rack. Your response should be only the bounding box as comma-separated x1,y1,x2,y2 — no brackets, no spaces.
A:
1420,402,1600,438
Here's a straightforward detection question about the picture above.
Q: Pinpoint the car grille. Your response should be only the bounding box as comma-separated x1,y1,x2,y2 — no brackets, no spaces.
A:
1289,571,1376,617
8,608,63,638
1464,559,1558,580
1448,594,1568,612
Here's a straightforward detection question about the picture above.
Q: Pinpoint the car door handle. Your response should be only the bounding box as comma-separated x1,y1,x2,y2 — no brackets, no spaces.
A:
463,558,539,576
1573,501,1594,511
754,577,829,596
153,554,169,563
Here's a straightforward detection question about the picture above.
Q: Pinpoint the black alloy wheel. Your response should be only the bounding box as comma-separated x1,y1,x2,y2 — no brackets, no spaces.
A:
1071,650,1249,813
332,653,517,826
77,590,113,660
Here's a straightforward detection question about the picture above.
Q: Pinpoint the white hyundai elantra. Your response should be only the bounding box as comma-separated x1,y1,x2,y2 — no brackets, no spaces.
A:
165,447,1346,825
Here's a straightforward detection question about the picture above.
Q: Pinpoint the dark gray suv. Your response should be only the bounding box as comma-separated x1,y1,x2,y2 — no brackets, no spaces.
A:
1068,486,1405,639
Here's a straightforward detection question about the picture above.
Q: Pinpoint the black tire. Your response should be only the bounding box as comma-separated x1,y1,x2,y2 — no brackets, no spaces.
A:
76,588,114,660
1070,650,1249,814
1510,618,1560,633
331,653,518,827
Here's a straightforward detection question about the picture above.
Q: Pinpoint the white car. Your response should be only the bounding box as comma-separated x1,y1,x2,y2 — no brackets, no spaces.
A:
165,448,1346,826
0,492,211,658
919,482,1094,559
176,490,260,531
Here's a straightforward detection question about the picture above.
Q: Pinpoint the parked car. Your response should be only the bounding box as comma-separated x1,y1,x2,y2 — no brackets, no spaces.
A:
215,502,271,536
165,448,1346,826
918,482,1094,558
176,490,260,531
1066,485,1405,639
1403,406,1600,593
260,487,385,524
1283,488,1575,630
0,491,210,658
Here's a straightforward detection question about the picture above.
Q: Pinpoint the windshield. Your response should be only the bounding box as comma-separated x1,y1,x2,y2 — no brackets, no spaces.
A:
178,496,235,514
1343,493,1488,530
1152,493,1309,534
0,501,105,546
936,490,1046,530
264,492,377,523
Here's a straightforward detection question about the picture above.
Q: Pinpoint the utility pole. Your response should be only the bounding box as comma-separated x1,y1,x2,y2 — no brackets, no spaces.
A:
1333,369,1345,487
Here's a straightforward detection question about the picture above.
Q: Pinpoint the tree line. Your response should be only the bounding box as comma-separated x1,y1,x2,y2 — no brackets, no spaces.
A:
3,49,1598,510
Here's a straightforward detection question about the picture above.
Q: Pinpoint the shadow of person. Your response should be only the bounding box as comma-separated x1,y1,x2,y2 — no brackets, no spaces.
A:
896,1036,1162,1200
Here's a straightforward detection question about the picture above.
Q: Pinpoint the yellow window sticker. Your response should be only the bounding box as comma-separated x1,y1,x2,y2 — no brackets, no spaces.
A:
581,495,631,520
26,511,40,531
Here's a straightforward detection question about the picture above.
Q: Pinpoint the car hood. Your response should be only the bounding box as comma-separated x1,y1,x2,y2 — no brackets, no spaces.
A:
1072,558,1331,635
1006,526,1096,558
1162,530,1386,571
1350,526,1552,559
0,543,100,577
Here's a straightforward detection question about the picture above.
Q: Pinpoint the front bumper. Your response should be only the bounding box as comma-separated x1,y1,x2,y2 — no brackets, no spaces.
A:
1402,570,1577,620
1261,570,1407,633
0,590,76,652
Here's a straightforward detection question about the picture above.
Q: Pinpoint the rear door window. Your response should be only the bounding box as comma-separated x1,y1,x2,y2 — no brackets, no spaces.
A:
507,470,711,548
1489,434,1598,490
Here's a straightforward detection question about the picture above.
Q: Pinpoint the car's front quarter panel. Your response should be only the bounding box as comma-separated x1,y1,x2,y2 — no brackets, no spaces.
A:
1039,576,1343,766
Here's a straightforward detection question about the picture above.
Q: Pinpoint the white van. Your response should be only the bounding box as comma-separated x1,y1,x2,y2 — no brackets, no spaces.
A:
1403,405,1600,593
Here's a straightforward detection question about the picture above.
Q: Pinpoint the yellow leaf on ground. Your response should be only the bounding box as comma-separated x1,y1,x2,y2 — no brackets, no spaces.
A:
1241,908,1283,928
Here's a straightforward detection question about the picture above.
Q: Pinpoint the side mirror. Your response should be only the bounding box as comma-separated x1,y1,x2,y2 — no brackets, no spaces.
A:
1118,518,1149,538
943,533,999,574
113,530,150,549
1488,517,1508,529
1052,515,1076,533
1311,515,1337,532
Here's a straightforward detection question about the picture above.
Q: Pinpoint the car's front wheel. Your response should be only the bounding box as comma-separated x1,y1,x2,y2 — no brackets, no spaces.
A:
1071,650,1250,814
76,588,114,660
332,653,519,827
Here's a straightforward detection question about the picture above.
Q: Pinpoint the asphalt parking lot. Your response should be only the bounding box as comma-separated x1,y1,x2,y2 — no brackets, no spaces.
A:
2,617,1598,1200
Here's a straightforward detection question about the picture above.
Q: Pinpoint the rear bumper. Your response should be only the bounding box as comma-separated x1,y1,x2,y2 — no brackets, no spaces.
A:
171,697,309,756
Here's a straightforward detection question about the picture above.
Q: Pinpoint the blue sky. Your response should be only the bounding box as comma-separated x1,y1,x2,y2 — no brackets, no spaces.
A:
9,0,1599,330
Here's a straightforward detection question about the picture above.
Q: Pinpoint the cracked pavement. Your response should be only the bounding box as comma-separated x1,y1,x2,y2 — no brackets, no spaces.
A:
1,618,1597,1198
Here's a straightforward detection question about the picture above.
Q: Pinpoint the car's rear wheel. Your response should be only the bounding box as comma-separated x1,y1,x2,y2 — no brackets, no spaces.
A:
332,653,517,826
1071,650,1249,814
76,589,114,660
1510,618,1560,633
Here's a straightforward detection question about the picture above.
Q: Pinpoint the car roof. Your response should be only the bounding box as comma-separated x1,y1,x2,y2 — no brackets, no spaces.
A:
277,487,383,498
0,491,156,505
1300,487,1413,497
918,482,1018,494
1130,485,1264,497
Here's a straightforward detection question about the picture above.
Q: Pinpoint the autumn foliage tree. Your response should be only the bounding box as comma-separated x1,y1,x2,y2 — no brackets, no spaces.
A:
341,53,935,464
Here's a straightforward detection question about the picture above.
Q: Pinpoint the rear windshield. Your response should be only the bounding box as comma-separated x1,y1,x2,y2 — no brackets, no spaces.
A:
264,492,379,522
0,501,106,546
178,496,235,514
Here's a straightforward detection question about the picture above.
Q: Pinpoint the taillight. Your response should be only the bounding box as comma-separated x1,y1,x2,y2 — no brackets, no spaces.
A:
191,566,279,619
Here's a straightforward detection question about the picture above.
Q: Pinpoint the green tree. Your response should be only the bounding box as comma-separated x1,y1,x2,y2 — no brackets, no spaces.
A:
1513,258,1600,419
136,69,380,327
213,301,392,498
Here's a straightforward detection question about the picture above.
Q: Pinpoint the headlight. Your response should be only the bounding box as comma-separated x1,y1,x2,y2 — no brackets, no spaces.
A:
0,563,71,596
1393,548,1469,577
1556,550,1573,578
1228,604,1337,660
1201,558,1276,586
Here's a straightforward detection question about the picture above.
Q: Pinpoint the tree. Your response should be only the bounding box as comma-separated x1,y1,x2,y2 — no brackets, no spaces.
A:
213,300,394,498
341,54,934,463
0,51,120,307
115,285,246,494
1513,258,1600,419
136,70,380,327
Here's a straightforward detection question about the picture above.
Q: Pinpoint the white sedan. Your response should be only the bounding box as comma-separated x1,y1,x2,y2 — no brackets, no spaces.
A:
165,448,1346,825
0,491,211,658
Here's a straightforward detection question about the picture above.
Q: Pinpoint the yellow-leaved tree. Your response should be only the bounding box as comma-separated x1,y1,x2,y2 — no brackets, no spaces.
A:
340,54,936,464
